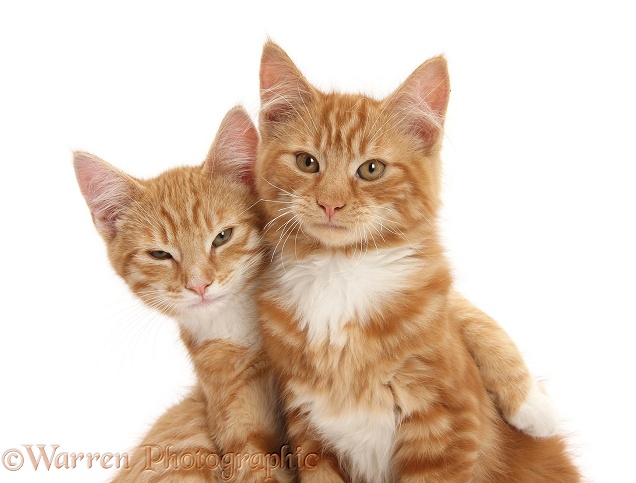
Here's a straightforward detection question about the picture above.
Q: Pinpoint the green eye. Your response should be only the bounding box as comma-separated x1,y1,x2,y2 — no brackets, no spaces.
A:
212,228,233,248
149,250,173,260
357,159,386,181
296,152,319,173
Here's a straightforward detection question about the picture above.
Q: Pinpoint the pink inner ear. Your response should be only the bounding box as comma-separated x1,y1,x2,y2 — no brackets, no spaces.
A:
206,107,258,189
415,57,451,118
388,56,451,148
259,42,313,124
260,42,290,103
74,152,137,237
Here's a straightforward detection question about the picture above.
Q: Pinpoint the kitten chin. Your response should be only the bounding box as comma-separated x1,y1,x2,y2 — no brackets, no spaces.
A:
173,281,261,348
304,222,359,248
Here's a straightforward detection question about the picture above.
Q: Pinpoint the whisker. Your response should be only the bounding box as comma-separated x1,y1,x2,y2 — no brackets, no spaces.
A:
279,219,301,272
271,215,299,262
260,199,293,204
259,175,302,198
264,209,293,232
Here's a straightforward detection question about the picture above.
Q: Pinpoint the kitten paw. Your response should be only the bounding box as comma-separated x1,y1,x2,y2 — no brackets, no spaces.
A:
507,379,559,438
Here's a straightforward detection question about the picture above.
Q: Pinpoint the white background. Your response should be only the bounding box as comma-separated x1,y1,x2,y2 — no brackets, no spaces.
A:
1,1,634,482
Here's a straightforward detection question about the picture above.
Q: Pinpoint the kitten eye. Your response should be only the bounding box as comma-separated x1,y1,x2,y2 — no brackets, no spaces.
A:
357,159,386,181
149,250,173,260
295,152,319,173
212,228,233,248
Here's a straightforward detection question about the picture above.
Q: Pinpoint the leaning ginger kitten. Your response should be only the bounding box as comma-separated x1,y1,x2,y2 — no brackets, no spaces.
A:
255,42,579,482
75,107,292,482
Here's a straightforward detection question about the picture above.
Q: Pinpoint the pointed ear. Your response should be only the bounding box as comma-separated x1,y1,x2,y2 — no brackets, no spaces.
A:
384,55,450,149
73,151,142,238
204,106,258,189
259,40,315,125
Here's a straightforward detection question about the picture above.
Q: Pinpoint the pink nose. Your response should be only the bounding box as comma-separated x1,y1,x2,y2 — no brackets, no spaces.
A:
187,283,211,298
318,202,344,221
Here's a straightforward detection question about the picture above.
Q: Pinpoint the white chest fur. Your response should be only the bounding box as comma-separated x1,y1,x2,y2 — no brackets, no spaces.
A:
275,247,421,480
176,290,259,347
273,247,420,346
291,387,397,483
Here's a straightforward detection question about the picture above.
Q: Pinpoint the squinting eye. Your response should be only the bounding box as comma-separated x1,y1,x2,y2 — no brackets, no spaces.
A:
149,250,173,260
296,152,319,173
212,228,233,248
357,159,386,181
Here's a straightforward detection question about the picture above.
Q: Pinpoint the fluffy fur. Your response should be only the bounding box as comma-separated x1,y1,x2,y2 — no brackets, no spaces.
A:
255,41,579,482
75,107,291,482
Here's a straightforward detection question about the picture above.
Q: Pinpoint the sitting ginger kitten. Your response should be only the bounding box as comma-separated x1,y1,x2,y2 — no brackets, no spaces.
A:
253,41,578,482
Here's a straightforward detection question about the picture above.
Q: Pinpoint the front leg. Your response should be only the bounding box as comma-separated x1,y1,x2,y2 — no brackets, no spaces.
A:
285,407,347,483
393,404,480,483
390,350,484,483
213,375,291,483
190,340,293,482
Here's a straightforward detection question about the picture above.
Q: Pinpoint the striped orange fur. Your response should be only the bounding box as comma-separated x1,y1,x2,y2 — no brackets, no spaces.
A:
74,107,292,482
255,41,580,482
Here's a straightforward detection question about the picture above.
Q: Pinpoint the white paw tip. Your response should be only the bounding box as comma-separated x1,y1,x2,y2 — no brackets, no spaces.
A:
507,380,560,438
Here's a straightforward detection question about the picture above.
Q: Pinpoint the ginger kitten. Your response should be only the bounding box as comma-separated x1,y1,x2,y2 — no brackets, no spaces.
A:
74,107,291,482
255,42,579,482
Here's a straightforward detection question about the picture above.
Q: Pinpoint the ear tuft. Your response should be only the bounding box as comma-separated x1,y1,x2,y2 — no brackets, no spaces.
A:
385,55,451,148
259,41,314,125
204,106,258,189
73,151,141,238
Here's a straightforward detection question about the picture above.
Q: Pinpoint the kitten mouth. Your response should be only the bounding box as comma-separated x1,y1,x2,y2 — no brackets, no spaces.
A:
192,294,226,308
313,222,349,231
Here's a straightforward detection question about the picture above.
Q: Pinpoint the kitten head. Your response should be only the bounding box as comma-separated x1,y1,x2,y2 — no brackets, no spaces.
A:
74,106,263,324
255,41,450,252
